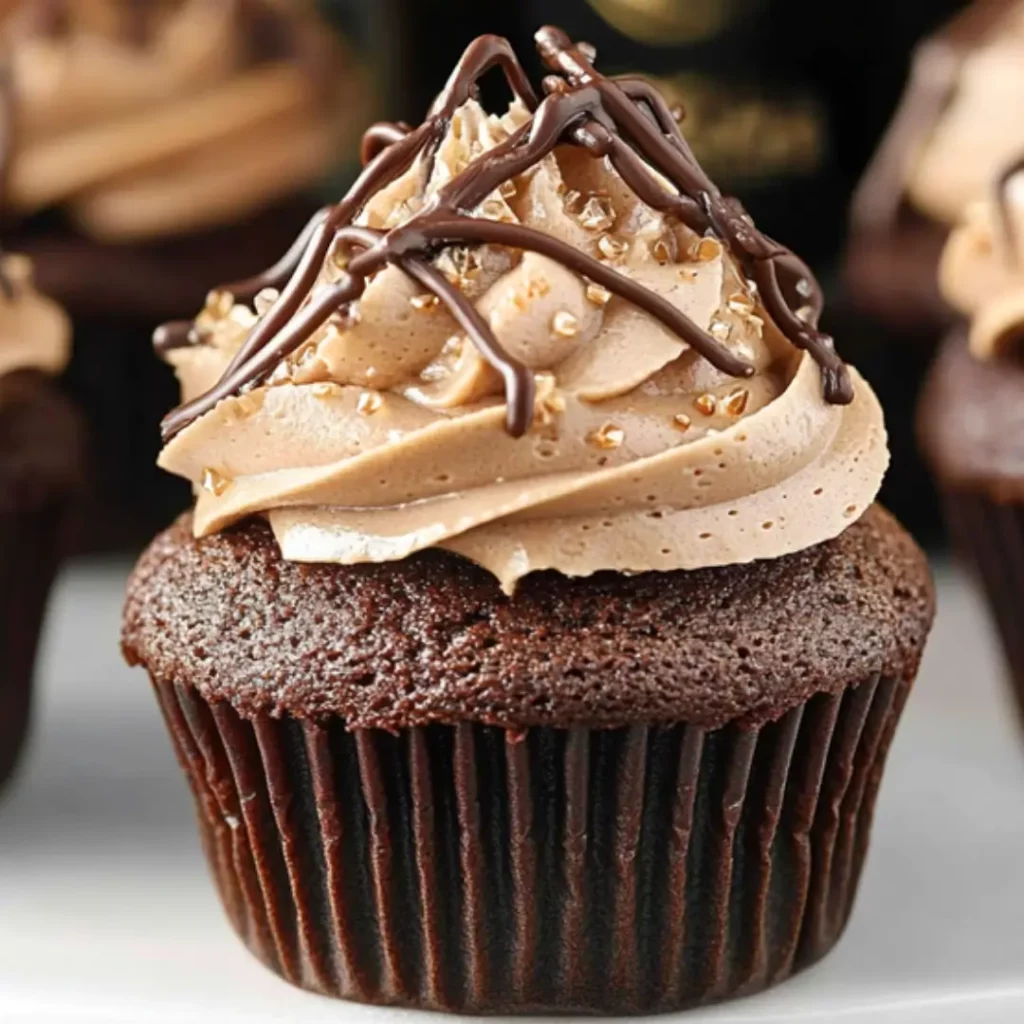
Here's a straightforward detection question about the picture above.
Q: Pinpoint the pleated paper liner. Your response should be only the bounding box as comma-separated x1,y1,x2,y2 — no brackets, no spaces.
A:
152,672,911,1015
943,490,1024,721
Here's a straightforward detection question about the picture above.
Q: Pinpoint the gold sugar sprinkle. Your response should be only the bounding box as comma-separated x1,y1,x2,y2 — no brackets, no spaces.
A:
672,413,692,431
727,292,755,315
652,237,675,264
586,282,612,306
357,391,383,415
723,388,750,416
564,189,584,213
311,382,335,399
543,391,567,414
201,468,230,496
587,423,625,450
578,195,615,232
597,234,629,261
695,393,718,416
552,310,580,337
252,287,280,316
410,293,440,311
499,179,518,199
205,289,234,319
526,278,552,298
796,305,814,323
693,237,722,262
709,319,732,341
795,278,813,298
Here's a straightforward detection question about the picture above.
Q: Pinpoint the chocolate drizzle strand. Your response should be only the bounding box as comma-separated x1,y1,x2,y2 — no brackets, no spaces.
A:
161,26,853,442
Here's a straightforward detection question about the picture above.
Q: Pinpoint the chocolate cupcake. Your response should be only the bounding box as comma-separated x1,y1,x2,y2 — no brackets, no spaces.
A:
0,253,84,787
124,28,935,1014
919,163,1024,723
0,0,369,546
842,0,1024,541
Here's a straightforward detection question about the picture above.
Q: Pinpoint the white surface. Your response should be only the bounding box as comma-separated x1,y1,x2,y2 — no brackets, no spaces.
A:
0,560,1022,1023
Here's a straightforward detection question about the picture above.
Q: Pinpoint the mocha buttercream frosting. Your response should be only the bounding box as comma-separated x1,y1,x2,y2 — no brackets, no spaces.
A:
0,252,70,379
1,0,360,241
939,160,1024,360
157,29,887,593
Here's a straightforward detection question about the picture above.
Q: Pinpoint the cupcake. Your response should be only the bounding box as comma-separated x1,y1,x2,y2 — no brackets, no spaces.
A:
123,27,935,1014
919,162,1024,722
0,251,84,787
0,0,368,546
842,0,1024,541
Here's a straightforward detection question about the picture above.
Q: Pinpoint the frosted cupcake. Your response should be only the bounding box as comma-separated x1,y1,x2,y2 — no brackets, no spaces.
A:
124,27,934,1014
920,160,1024,722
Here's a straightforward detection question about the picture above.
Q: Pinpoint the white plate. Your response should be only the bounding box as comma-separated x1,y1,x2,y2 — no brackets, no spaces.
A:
0,559,1022,1023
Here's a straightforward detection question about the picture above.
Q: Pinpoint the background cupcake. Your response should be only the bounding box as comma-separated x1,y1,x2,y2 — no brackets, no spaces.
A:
843,0,1024,542
0,251,84,788
124,27,935,1014
0,0,369,547
919,162,1024,723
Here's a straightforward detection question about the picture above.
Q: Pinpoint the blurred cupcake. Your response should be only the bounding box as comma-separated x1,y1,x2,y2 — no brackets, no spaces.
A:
0,0,368,546
919,162,1024,722
123,28,934,1014
0,251,84,787
842,0,1024,541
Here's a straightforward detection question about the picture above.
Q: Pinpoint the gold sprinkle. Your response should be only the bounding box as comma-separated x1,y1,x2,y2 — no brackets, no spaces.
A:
693,237,722,262
564,189,584,213
499,178,518,199
587,423,625,450
357,391,383,415
727,292,755,315
695,393,718,416
311,382,335,399
205,289,234,319
543,391,566,414
526,278,552,298
652,237,675,263
709,319,732,341
578,195,615,232
598,234,629,261
479,198,513,222
672,413,692,431
201,468,230,496
410,293,440,311
723,388,750,416
796,305,814,323
253,287,279,316
552,311,580,337
747,313,765,338
586,282,612,306
441,335,464,359
795,278,813,299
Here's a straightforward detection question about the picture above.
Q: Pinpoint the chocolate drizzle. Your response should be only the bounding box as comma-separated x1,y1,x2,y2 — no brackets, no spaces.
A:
160,27,852,442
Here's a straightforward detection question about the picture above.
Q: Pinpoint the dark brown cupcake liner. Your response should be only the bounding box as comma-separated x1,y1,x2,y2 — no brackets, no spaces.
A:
942,490,1024,719
150,669,911,1015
